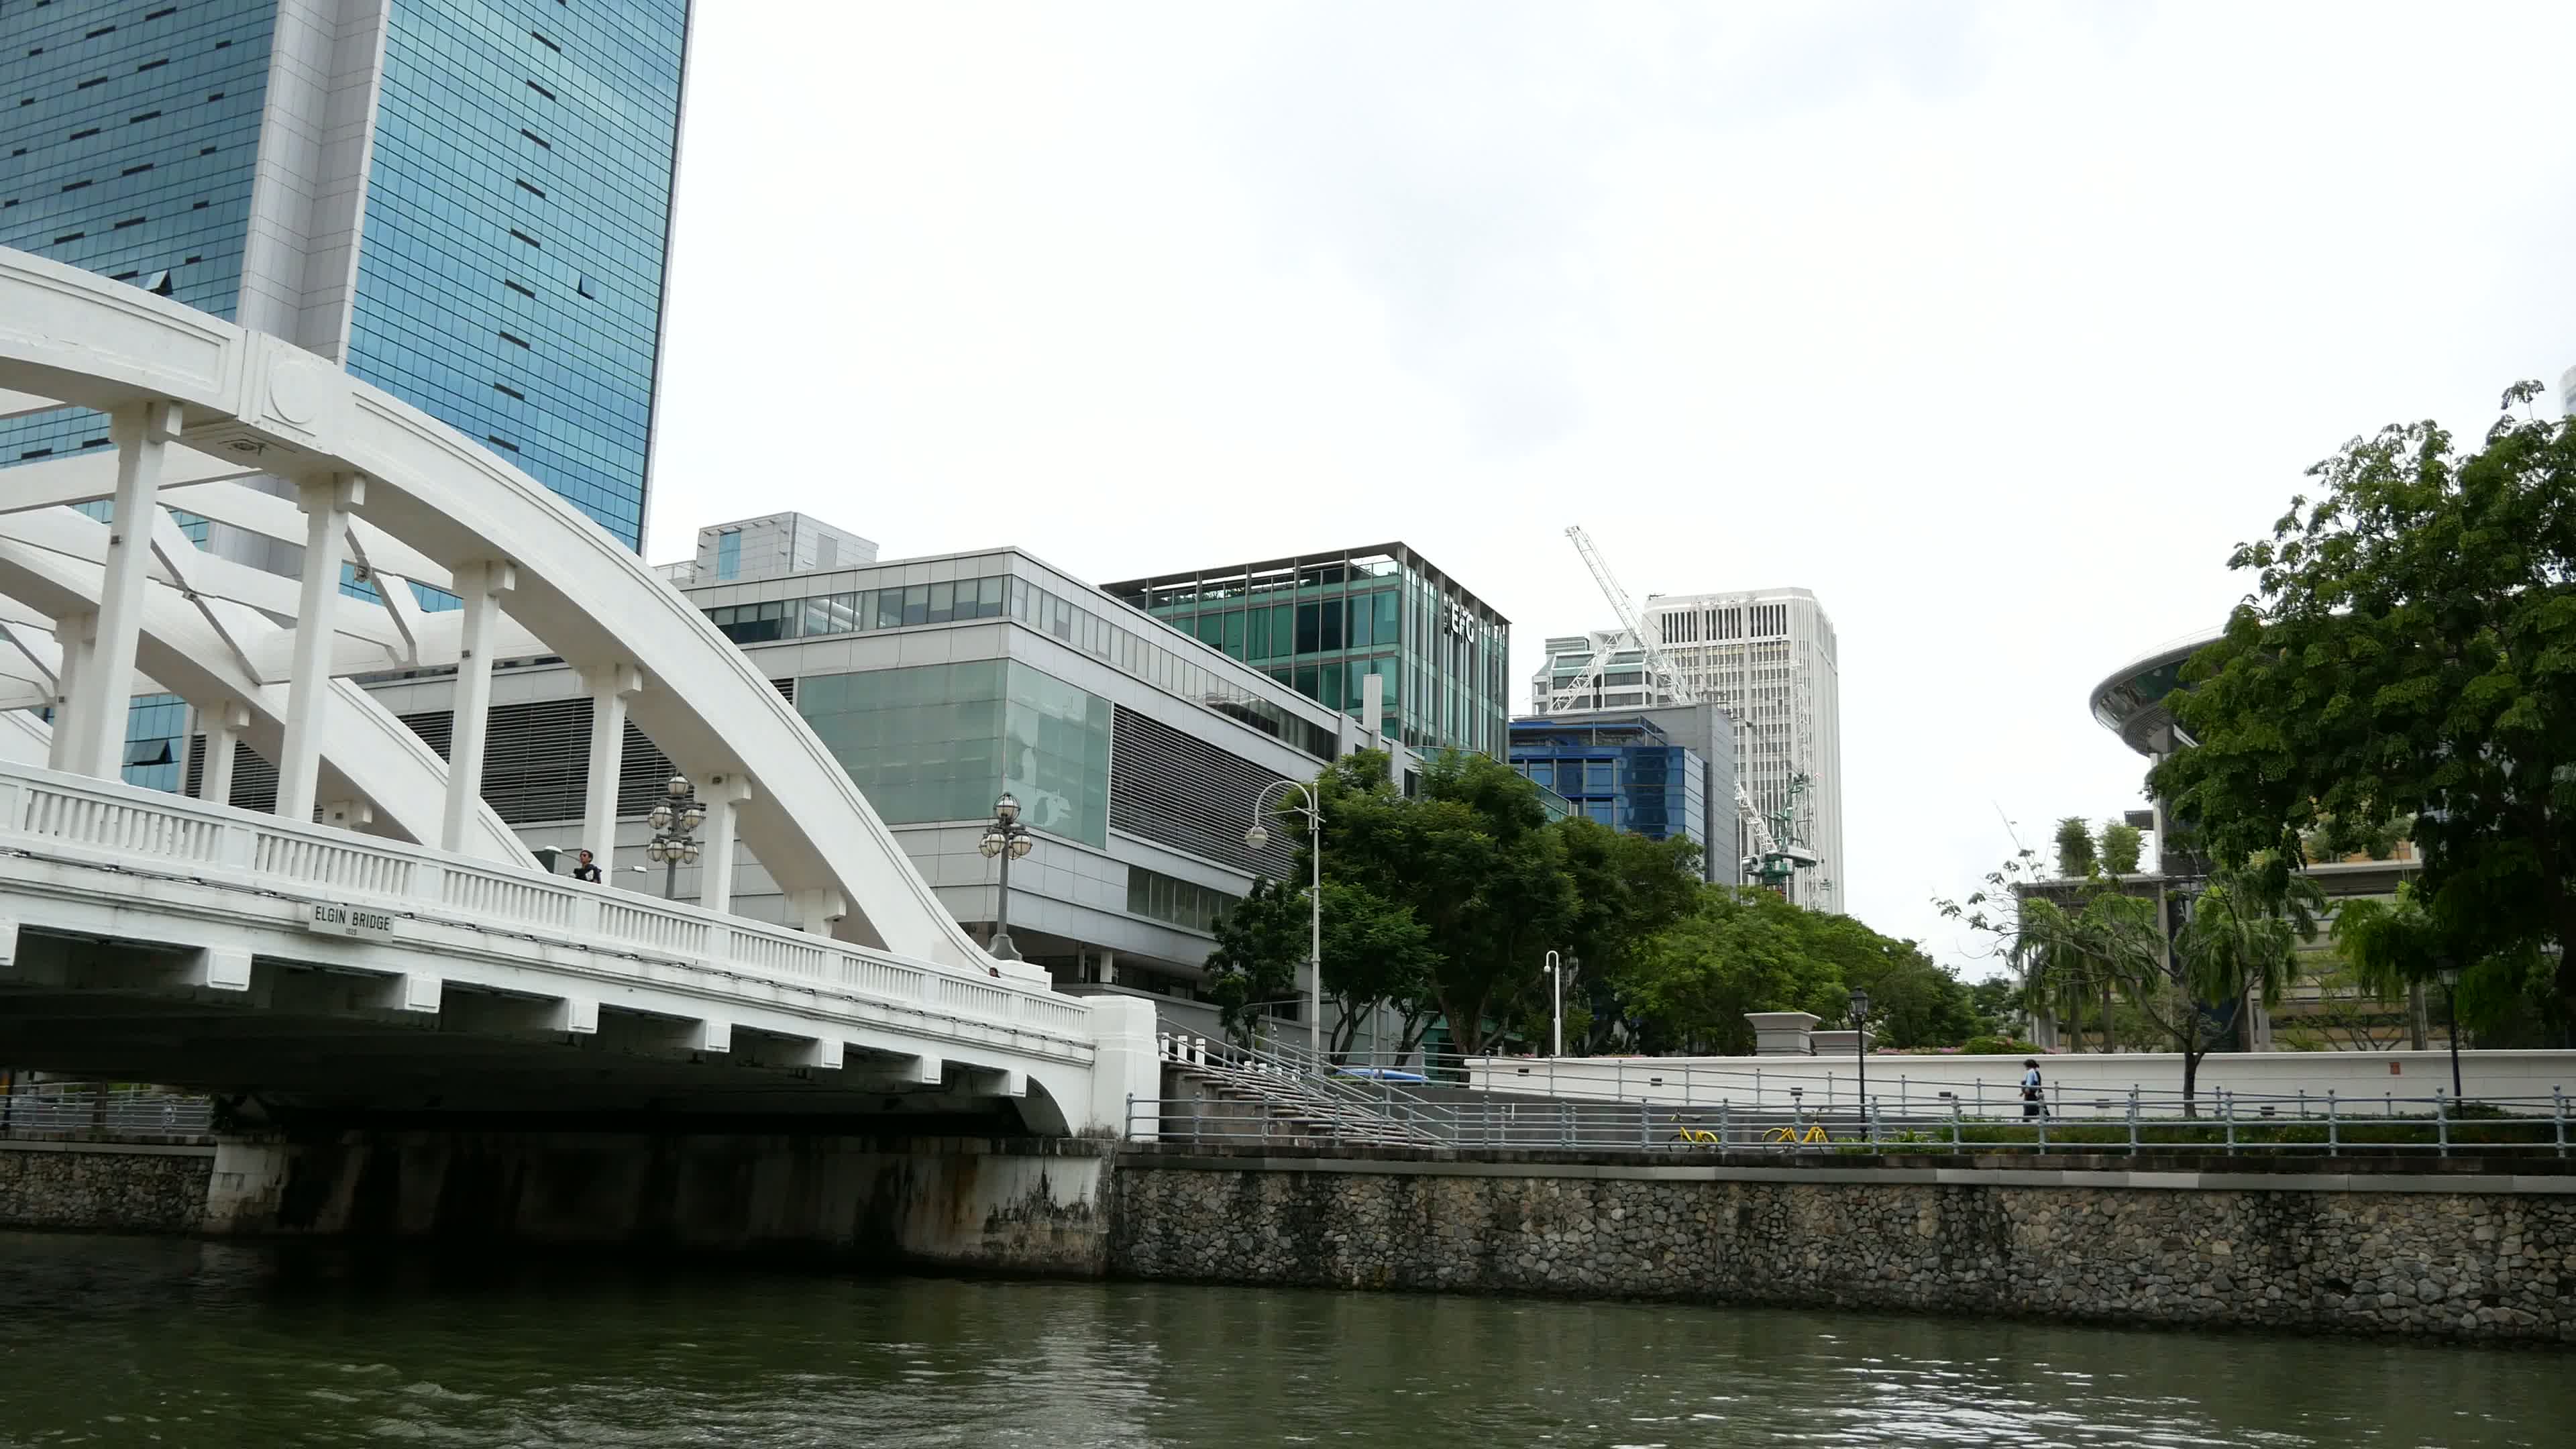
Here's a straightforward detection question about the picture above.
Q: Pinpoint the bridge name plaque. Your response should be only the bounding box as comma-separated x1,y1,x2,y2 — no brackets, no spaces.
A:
306,902,396,939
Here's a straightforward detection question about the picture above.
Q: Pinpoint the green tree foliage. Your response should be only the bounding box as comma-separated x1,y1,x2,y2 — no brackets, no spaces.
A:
1201,877,1306,1044
2053,817,2096,878
1617,888,1974,1053
2150,384,2576,1026
2097,820,2144,876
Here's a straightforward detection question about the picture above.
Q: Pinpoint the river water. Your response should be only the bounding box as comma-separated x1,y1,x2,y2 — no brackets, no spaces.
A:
0,1232,2560,1447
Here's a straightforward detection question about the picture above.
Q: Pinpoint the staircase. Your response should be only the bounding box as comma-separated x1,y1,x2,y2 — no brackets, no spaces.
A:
1157,1032,1444,1146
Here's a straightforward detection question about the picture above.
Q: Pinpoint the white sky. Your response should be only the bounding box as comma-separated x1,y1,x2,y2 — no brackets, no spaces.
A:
646,1,2576,974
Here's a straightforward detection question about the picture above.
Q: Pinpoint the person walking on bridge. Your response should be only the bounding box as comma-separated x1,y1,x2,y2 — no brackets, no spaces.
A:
572,849,603,884
2020,1059,2045,1120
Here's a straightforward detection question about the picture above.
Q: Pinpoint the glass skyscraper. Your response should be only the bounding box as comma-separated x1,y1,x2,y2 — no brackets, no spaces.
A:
1,0,690,549
1104,544,1511,758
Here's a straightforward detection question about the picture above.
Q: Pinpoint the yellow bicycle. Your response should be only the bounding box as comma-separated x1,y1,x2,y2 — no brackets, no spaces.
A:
1762,1121,1831,1144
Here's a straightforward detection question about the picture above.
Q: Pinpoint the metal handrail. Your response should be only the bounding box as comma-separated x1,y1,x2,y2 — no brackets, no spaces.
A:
1130,1085,2576,1158
0,1084,213,1138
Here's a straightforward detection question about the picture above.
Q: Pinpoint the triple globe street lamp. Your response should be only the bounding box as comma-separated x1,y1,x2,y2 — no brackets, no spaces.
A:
644,774,705,900
981,792,1035,961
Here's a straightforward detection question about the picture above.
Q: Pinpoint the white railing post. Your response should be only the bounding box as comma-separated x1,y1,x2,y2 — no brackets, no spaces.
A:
2436,1091,2450,1157
2326,1088,2339,1155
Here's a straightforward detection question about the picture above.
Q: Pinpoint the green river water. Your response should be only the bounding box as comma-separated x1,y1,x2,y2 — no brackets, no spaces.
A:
0,1231,2560,1446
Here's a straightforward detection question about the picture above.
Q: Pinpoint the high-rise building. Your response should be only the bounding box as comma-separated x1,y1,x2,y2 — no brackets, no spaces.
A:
2561,364,2575,419
1,0,691,550
1507,704,1737,883
1532,587,1843,912
1104,545,1511,758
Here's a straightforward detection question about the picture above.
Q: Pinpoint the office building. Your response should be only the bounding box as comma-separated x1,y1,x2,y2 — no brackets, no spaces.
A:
162,514,1368,1037
1533,587,1843,912
2,0,691,550
1507,702,1737,883
1104,545,1511,758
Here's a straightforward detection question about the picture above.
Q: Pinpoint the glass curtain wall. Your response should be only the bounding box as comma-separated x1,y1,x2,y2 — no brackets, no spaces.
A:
795,660,1112,848
1108,547,1509,757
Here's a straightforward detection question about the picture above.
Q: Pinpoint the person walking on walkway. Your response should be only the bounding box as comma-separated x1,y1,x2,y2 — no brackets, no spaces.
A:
2021,1059,2045,1120
572,848,603,883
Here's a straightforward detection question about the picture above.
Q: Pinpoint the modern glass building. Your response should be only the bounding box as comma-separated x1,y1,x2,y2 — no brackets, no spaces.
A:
1103,545,1511,758
1507,708,1736,883
346,515,1365,1037
1,0,690,549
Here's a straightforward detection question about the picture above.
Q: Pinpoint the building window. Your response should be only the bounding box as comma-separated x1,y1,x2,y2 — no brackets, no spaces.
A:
1126,867,1239,934
714,529,740,580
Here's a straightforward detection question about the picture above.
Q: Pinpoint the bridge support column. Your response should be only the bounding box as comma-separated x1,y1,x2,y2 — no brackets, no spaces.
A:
697,771,752,913
790,888,846,935
195,700,248,804
440,560,517,852
44,611,96,771
578,663,641,870
65,399,184,779
277,474,365,821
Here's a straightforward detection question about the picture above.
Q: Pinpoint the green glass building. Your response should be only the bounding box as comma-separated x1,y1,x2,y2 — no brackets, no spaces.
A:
1104,544,1511,757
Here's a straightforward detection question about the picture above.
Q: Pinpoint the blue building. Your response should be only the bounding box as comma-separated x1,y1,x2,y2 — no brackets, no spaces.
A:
1509,708,1737,883
1,0,691,550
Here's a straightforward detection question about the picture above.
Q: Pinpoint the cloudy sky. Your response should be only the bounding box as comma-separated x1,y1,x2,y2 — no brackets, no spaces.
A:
647,1,2576,973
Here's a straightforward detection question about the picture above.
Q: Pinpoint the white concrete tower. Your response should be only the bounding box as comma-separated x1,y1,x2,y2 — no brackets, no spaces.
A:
1534,589,1845,912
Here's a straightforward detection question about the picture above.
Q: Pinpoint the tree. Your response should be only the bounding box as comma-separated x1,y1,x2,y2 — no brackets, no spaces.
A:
1620,888,1849,1053
2151,383,2576,1018
1311,749,1578,1060
2053,818,2097,878
1554,816,1704,1051
2097,820,2144,876
1201,877,1307,1045
1313,881,1440,1059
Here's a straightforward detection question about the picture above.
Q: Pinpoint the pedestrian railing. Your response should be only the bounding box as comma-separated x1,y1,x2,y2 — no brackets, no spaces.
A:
1128,1083,2575,1158
0,1084,213,1139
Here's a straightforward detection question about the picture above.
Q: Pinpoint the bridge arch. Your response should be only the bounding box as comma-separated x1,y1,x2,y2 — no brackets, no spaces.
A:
0,246,1002,971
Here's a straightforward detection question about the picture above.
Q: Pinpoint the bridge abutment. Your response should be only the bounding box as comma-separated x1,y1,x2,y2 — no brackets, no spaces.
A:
199,1129,1116,1274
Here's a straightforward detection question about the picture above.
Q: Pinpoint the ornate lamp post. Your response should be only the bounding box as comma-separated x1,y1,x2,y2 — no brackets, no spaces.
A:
2436,958,2464,1102
644,774,705,900
1847,985,1872,1127
980,792,1034,961
1246,780,1322,1059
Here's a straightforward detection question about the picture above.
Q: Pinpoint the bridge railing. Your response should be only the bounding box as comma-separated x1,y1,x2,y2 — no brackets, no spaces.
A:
0,1083,213,1140
1130,1085,2576,1157
0,763,1095,1051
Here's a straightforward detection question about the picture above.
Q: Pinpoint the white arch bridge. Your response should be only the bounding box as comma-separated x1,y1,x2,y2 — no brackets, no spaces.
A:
0,246,1155,1136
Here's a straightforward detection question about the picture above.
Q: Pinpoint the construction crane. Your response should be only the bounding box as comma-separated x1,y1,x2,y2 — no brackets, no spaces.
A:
1557,525,1815,896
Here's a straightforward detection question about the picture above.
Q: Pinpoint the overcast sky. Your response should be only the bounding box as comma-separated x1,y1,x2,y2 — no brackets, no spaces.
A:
647,1,2576,973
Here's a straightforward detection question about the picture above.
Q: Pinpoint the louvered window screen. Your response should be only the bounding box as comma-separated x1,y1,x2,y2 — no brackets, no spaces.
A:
1108,705,1299,878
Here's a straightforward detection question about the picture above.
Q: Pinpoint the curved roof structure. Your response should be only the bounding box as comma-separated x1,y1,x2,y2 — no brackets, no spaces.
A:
2088,629,2224,758
0,246,1010,975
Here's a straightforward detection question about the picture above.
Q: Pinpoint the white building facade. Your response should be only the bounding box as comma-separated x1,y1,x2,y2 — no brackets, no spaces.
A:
1532,588,1845,913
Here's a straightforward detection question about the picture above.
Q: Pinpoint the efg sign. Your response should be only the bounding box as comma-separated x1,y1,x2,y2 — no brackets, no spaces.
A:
305,902,396,939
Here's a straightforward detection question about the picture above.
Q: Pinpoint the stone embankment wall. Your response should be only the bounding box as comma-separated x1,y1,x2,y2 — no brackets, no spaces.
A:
0,1141,212,1232
1110,1146,2576,1342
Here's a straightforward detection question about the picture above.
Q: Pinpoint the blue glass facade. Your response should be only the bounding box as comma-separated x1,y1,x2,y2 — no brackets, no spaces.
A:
795,661,1115,849
1508,717,1707,849
0,0,276,462
345,0,688,549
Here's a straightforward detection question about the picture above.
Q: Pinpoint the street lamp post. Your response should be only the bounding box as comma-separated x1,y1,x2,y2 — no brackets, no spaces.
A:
644,774,705,900
1246,780,1322,1059
981,792,1034,961
1542,951,1578,1059
1847,985,1872,1128
2436,959,2464,1102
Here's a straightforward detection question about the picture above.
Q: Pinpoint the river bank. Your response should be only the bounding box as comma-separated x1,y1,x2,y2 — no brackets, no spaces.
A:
7,1134,2571,1342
